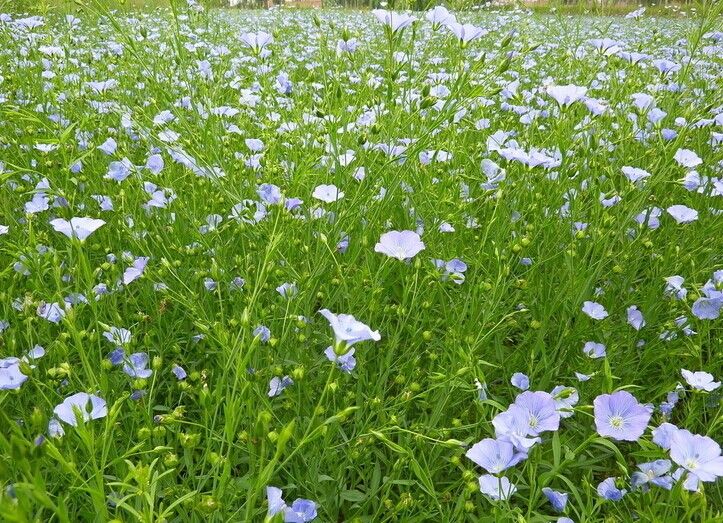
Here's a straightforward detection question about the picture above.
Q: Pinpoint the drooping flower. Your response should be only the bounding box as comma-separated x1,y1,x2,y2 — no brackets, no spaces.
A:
542,487,568,512
0,358,27,390
123,256,149,285
324,346,356,373
53,392,107,427
510,372,529,391
268,376,293,398
681,369,720,391
478,474,516,501
103,327,131,347
49,217,105,241
593,391,651,441
426,5,455,26
37,302,66,324
626,305,645,330
374,230,425,261
465,438,527,474
597,477,626,501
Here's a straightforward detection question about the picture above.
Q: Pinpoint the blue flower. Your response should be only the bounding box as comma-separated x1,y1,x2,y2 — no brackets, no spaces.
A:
596,477,626,501
542,487,568,512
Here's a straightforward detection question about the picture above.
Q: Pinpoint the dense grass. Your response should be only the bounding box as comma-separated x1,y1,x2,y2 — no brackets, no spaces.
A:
0,3,721,522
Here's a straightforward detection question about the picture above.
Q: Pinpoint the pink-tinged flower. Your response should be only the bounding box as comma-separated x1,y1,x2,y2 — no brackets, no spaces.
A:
50,217,105,241
594,391,651,441
374,230,425,261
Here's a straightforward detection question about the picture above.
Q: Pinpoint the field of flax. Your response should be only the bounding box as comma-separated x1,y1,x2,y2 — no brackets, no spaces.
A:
0,3,722,522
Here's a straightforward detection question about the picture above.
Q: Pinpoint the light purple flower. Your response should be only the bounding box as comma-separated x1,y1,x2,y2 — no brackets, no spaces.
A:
626,305,645,330
583,341,606,359
53,392,107,427
284,498,317,522
691,296,722,320
50,217,105,241
631,460,673,491
240,31,273,51
374,230,425,261
681,369,720,391
597,477,626,501
542,487,568,512
0,358,28,390
324,346,356,373
478,474,516,501
593,391,651,441
666,205,698,224
652,422,680,449
318,309,380,348
171,364,187,380
673,148,702,168
546,84,588,107
123,256,149,285
37,302,66,324
445,22,486,43
670,430,723,482
465,438,527,473
122,353,152,379
268,376,293,397
312,184,344,203
510,372,529,391
512,391,560,436
372,9,416,32
492,405,542,451
582,301,608,320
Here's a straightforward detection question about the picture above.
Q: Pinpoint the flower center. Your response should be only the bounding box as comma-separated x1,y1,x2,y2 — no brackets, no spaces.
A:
685,459,698,470
528,415,539,428
609,416,624,429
